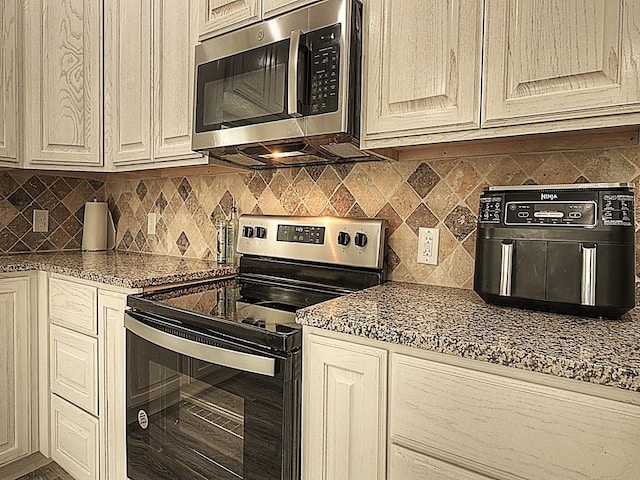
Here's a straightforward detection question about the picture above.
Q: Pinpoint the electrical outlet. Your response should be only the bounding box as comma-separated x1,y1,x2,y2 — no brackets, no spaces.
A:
147,213,157,235
33,209,49,233
417,227,439,265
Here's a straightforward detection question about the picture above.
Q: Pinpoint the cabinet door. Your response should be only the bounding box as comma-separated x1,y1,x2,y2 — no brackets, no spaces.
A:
153,0,204,164
50,324,99,416
483,0,640,127
390,353,640,480
99,291,128,480
104,0,153,167
303,333,387,480
0,278,30,466
0,0,18,165
363,0,482,145
23,0,103,169
263,0,316,18
50,395,99,480
199,0,261,40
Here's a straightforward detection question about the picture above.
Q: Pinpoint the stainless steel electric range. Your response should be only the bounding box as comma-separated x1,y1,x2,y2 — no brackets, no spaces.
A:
125,215,388,480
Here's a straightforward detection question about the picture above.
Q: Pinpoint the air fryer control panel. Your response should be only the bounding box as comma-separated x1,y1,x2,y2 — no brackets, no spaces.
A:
478,189,634,228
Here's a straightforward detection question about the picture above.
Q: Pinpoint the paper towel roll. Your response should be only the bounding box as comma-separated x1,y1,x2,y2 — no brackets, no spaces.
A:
82,201,108,251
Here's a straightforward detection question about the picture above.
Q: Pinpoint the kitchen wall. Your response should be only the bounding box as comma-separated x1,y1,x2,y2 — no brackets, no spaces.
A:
107,146,640,289
0,171,105,253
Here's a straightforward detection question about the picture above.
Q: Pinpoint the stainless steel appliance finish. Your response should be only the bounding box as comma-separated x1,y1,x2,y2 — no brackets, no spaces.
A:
474,183,635,318
192,0,383,168
237,214,387,269
125,214,388,479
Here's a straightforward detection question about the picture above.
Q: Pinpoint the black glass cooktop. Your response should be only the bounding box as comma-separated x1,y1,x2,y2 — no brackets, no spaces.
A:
127,276,340,352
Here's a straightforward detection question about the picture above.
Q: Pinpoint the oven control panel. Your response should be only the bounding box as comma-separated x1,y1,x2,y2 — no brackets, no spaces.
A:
277,224,326,244
237,215,388,269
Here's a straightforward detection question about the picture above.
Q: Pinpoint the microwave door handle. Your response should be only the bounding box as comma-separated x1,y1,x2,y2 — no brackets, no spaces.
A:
124,314,275,377
499,240,514,296
288,29,302,117
581,243,597,306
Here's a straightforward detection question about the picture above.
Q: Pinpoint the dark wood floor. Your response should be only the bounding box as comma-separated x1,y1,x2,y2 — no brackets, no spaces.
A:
15,462,73,480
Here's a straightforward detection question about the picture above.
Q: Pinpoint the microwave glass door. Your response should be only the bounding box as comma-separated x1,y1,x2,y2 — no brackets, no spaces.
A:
195,40,291,133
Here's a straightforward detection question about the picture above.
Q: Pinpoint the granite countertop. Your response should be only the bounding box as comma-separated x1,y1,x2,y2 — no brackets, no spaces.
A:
0,251,237,289
296,282,640,393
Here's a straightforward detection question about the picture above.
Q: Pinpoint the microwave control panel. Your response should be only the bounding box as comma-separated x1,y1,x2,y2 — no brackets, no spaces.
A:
307,24,341,115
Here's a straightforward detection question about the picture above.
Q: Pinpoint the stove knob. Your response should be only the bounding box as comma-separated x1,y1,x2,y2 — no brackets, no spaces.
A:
243,226,254,238
354,232,368,248
337,231,351,246
255,226,267,239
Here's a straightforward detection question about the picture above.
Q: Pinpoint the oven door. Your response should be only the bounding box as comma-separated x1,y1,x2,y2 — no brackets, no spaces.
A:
124,312,300,480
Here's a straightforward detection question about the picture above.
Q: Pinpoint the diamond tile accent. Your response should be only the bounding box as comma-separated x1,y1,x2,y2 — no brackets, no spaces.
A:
406,204,438,235
178,178,192,202
407,163,440,198
330,185,355,216
136,181,148,201
0,173,19,198
8,188,32,210
176,232,190,255
445,205,477,241
376,203,402,235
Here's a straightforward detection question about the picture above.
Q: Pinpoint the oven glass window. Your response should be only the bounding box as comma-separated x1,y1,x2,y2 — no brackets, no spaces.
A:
127,338,245,479
196,41,290,132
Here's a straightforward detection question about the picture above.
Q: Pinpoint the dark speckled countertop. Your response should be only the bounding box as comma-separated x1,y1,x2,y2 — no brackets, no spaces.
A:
0,251,236,289
296,282,640,393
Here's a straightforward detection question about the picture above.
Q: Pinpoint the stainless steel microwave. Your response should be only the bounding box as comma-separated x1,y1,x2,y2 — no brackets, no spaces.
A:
192,0,382,169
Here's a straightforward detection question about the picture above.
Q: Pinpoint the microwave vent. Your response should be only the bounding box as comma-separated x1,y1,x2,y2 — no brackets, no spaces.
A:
319,142,367,159
220,153,264,167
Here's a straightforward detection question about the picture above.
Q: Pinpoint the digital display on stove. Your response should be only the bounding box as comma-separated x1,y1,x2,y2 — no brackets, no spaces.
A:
277,224,325,244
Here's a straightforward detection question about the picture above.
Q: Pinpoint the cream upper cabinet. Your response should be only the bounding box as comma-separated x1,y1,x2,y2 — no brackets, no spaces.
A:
483,0,640,127
23,0,103,170
0,0,18,166
105,0,204,170
263,0,318,18
363,0,483,142
104,0,153,166
199,0,319,39
200,0,261,39
302,332,387,480
362,0,640,149
0,276,33,466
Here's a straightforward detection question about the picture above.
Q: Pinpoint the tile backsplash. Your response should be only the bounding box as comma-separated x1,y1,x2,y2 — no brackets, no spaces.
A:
0,171,105,253
107,146,640,289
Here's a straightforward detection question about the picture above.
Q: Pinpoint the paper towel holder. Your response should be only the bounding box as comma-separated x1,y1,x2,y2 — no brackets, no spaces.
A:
82,200,116,251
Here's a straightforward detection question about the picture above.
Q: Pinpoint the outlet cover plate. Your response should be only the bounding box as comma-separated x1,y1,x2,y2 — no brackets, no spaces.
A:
147,212,157,235
418,227,439,265
33,209,49,233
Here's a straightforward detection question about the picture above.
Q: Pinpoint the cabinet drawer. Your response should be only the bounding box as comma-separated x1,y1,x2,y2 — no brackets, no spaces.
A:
50,394,99,480
390,354,640,480
49,277,97,336
50,324,98,416
389,444,491,480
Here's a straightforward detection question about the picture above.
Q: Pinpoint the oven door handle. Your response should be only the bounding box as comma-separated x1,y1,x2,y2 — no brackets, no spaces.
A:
124,314,275,377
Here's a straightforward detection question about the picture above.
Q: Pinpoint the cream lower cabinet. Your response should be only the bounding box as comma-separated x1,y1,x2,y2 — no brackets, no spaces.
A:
303,327,640,480
302,331,387,480
0,274,36,467
47,274,134,480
